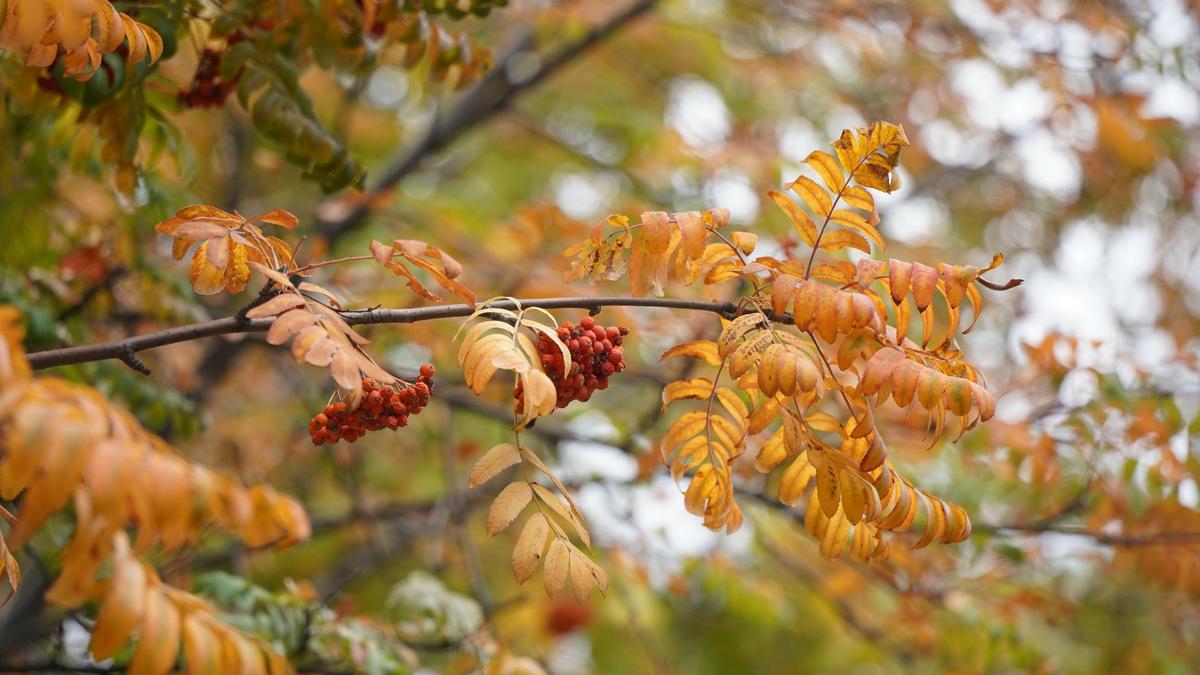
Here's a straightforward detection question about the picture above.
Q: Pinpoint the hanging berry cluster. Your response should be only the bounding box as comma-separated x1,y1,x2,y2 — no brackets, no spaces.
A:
516,316,629,412
308,365,435,445
178,48,234,109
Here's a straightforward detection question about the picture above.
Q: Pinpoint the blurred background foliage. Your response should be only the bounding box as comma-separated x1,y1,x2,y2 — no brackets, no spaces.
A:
2,0,1200,673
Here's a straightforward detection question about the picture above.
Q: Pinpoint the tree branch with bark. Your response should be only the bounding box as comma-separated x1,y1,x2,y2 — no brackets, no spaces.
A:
26,296,780,371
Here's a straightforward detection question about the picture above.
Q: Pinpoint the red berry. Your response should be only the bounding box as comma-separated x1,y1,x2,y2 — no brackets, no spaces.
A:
512,316,630,416
309,374,435,445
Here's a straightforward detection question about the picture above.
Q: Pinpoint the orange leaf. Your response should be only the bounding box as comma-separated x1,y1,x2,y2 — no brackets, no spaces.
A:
250,209,299,229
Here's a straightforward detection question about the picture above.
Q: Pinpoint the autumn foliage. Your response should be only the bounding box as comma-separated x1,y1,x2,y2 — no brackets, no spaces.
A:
2,2,1199,673
0,117,1021,670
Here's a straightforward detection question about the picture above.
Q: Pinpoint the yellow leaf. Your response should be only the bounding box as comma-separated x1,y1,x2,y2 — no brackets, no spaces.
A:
468,444,521,488
543,538,570,599
716,387,749,423
819,510,851,559
806,150,845,193
250,209,300,229
832,128,863,172
91,550,148,659
662,378,716,407
660,340,722,366
913,493,948,549
128,587,181,675
768,191,818,246
718,313,769,357
841,185,875,212
816,462,840,518
788,175,833,217
182,615,222,675
778,453,815,506
727,331,771,378
817,229,870,254
754,428,788,474
187,241,226,296
662,411,710,454
512,513,550,584
829,209,884,250
486,482,533,536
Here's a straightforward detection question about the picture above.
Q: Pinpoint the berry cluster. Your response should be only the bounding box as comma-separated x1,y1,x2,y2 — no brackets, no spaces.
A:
178,48,234,109
516,316,629,411
308,365,435,445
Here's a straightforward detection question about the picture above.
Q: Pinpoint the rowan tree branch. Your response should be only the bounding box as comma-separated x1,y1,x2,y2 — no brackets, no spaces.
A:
26,296,782,371
187,0,658,401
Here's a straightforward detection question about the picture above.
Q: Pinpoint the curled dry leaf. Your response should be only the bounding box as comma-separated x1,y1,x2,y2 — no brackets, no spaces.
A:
859,346,995,438
252,288,396,390
0,1,163,81
845,254,1021,346
370,238,476,305
87,533,292,675
563,208,742,296
659,378,749,534
456,306,564,428
0,307,309,615
155,205,295,295
770,275,882,343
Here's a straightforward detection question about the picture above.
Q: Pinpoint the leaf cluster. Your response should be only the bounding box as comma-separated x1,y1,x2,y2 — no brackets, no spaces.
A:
583,122,1015,561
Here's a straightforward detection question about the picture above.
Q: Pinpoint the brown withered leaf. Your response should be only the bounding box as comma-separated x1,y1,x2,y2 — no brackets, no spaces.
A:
0,2,163,81
86,533,290,674
155,205,295,296
859,345,995,439
370,239,476,305
563,208,737,296
456,307,562,428
251,289,396,389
